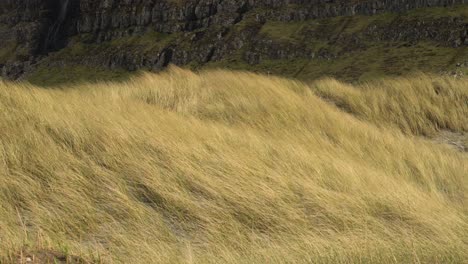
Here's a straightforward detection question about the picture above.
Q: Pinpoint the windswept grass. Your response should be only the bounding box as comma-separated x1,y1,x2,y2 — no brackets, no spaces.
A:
312,75,468,136
0,68,467,263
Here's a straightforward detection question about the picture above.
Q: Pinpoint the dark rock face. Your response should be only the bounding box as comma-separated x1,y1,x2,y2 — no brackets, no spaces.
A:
0,0,467,80
0,0,75,52
364,16,467,46
0,1,48,54
76,0,249,40
0,0,80,77
74,0,466,37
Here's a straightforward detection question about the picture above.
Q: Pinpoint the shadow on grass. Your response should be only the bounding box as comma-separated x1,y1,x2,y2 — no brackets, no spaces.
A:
26,65,140,88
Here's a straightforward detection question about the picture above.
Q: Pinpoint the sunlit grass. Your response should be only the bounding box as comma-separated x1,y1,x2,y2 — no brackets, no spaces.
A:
0,67,466,263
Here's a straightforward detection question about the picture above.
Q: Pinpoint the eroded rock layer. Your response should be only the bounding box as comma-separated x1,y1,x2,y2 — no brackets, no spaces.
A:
0,0,467,81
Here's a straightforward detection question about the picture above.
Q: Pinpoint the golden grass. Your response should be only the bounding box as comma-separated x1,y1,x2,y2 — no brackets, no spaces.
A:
312,76,468,136
0,67,467,263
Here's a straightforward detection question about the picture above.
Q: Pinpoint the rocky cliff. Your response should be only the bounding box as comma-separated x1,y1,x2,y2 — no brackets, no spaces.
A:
1,0,467,83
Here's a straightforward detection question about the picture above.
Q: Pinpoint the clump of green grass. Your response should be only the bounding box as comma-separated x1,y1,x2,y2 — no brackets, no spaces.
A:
0,68,467,263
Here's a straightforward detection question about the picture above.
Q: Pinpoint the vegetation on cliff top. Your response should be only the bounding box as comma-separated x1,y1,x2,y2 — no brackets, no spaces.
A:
22,4,468,86
1,68,467,263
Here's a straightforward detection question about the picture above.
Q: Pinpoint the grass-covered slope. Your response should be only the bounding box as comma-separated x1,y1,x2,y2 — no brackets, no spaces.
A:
0,68,467,263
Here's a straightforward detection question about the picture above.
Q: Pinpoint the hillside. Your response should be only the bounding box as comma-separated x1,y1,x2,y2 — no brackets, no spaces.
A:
1,1,467,84
1,68,467,263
